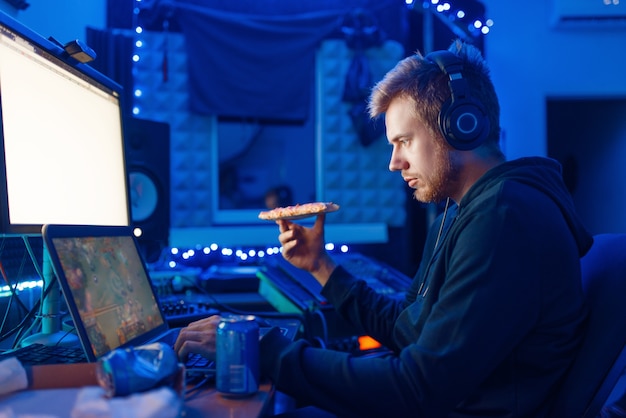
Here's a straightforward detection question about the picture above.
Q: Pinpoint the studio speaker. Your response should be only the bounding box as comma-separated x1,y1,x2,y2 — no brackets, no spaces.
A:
124,117,170,262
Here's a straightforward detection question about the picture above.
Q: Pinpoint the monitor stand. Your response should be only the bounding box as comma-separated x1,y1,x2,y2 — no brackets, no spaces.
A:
20,245,79,348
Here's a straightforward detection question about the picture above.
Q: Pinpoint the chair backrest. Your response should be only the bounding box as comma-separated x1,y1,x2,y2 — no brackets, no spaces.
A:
551,233,626,417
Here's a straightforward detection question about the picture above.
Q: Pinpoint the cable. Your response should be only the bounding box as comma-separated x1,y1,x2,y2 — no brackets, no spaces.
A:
0,260,30,317
0,238,32,318
0,294,42,345
0,241,49,346
22,236,45,280
305,308,328,346
51,326,78,347
0,291,14,337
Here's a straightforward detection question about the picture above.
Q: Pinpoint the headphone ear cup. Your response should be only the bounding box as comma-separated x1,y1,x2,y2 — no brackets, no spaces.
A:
439,97,489,151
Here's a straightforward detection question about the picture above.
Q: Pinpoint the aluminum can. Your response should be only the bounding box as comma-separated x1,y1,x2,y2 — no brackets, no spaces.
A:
96,341,180,397
216,314,260,396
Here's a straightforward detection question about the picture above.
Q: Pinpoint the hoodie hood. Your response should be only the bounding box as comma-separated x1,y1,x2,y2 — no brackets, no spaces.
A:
460,156,594,257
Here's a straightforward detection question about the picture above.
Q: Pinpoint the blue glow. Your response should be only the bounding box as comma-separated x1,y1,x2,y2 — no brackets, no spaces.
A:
418,0,493,36
132,107,140,115
132,54,140,62
269,246,281,255
135,26,143,34
134,89,142,97
0,280,43,298
135,40,143,48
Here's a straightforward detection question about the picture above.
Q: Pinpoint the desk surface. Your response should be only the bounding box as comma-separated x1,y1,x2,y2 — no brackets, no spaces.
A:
0,381,274,418
185,381,274,418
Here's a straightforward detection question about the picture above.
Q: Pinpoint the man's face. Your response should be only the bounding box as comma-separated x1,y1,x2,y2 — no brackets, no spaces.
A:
385,95,458,204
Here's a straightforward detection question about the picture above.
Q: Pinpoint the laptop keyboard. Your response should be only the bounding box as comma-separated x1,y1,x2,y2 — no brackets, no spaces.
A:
0,343,87,365
184,352,214,370
0,343,215,372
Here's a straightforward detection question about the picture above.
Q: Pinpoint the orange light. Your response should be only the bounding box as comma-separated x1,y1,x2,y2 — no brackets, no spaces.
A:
358,335,382,351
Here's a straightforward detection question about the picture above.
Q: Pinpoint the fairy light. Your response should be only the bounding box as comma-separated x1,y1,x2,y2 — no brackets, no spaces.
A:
132,0,144,116
159,241,351,271
0,280,43,299
404,0,493,37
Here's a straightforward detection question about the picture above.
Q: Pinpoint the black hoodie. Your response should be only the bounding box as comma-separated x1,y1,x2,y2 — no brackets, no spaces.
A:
260,156,593,417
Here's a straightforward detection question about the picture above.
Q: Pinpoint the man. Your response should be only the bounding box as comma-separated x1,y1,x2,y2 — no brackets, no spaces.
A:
175,40,592,417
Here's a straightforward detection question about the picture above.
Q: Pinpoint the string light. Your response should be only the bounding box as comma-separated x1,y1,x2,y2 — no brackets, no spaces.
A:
0,280,43,298
132,0,143,116
404,0,493,37
160,242,351,270
127,0,491,266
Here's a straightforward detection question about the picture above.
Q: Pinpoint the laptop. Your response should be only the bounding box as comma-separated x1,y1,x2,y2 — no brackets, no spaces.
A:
37,224,299,366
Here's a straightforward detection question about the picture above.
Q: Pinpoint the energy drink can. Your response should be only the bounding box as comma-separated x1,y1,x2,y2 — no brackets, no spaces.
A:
216,314,260,396
96,342,181,397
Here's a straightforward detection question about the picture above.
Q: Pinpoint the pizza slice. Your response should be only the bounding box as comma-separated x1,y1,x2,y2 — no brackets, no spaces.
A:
258,202,339,221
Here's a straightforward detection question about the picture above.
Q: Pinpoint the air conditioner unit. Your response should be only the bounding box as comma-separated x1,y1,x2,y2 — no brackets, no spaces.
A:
552,0,626,28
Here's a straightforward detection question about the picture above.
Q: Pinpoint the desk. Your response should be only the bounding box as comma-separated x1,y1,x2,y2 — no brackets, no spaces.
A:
0,381,275,418
185,381,275,418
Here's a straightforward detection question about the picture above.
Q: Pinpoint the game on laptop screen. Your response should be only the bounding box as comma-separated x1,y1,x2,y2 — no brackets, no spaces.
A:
52,235,165,358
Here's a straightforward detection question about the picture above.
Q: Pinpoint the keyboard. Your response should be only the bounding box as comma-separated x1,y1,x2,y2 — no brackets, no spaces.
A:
260,251,412,310
0,342,215,373
334,252,412,296
184,353,213,371
0,343,87,365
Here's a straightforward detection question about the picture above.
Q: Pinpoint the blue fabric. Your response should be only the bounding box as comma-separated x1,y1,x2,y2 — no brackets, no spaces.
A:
165,0,406,121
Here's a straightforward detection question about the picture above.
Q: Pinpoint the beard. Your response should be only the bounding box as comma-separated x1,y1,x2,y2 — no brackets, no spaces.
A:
412,143,459,204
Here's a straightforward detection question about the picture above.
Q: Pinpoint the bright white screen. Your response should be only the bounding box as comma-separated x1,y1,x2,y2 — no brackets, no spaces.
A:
0,28,129,229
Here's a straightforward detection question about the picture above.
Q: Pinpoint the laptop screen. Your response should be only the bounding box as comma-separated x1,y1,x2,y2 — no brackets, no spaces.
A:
46,228,168,359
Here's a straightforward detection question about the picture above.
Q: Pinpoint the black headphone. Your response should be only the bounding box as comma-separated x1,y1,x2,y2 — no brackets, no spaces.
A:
425,50,489,150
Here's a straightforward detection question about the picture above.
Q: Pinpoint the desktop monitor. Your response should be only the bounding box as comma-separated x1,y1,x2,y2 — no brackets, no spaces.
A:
0,12,130,236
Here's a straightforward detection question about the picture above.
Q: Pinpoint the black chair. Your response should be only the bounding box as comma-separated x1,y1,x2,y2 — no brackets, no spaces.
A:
551,233,626,417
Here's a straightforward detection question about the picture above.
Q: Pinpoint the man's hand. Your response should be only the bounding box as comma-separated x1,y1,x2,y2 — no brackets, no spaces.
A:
174,315,221,362
276,214,337,286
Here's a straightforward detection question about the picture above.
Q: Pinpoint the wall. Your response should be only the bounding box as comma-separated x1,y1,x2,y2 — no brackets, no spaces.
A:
5,1,626,237
482,1,626,157
6,1,625,158
482,1,626,233
0,0,106,43
0,1,16,18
